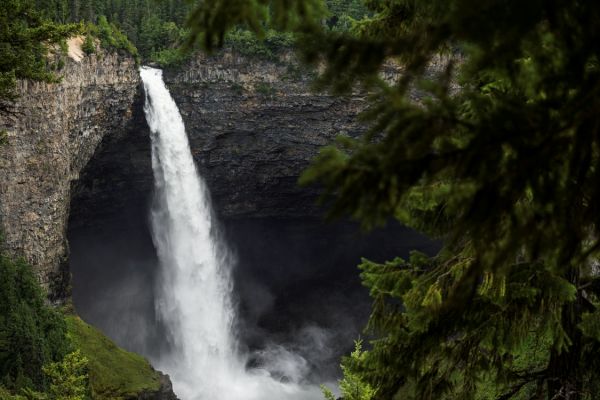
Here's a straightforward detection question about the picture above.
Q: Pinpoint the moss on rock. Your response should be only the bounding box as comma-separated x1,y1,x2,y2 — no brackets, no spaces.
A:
65,316,161,400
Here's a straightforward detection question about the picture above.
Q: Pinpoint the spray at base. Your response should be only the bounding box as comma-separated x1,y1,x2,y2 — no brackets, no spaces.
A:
140,66,327,400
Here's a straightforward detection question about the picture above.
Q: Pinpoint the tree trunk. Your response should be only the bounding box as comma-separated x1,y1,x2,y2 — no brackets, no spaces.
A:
547,268,582,400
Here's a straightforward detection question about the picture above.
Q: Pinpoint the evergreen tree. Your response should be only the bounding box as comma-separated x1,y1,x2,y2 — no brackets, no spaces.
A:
187,1,600,399
0,0,79,108
31,0,195,60
0,253,70,392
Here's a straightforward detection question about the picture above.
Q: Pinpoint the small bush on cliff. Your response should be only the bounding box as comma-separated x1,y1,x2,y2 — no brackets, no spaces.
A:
82,35,95,55
86,17,139,63
0,253,70,392
0,130,8,146
150,48,191,68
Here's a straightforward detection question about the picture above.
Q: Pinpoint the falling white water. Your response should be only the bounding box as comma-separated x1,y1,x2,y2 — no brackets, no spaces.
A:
140,67,325,400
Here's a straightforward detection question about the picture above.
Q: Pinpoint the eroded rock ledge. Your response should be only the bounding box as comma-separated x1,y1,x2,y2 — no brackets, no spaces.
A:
0,50,140,301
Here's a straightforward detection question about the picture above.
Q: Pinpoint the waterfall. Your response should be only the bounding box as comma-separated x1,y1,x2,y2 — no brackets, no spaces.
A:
140,67,324,400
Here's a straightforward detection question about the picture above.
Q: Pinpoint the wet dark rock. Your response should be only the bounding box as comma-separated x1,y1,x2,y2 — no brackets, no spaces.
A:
163,51,369,219
137,371,179,400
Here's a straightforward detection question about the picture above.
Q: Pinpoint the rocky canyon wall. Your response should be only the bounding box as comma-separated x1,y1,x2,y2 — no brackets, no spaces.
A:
0,48,376,301
0,49,140,301
0,46,399,400
70,51,373,235
164,52,368,218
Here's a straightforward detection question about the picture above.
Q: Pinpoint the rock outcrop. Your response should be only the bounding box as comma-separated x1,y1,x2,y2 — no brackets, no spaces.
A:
164,51,368,218
138,371,179,400
0,46,180,400
0,50,140,301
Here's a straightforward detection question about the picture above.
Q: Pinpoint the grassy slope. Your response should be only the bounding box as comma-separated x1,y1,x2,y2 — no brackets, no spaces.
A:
65,315,160,400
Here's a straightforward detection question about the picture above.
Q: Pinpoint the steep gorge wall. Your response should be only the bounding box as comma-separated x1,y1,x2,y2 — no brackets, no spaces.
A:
70,51,374,233
0,48,401,399
0,50,140,301
164,52,369,218
0,49,376,299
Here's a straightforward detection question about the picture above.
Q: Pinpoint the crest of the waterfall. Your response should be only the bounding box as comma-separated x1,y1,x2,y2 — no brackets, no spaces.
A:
141,67,326,400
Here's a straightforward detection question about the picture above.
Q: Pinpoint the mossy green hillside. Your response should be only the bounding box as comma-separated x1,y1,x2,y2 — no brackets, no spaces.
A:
65,316,160,400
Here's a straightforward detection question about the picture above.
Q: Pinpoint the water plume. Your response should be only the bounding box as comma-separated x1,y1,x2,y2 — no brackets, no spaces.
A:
140,66,324,400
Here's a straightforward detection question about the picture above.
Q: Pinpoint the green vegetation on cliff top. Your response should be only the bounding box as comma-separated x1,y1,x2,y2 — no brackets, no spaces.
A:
0,0,368,105
0,0,79,109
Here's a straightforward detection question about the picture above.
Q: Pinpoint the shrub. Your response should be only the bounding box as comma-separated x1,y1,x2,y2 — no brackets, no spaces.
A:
0,254,70,392
82,35,95,55
256,82,276,96
0,351,89,400
321,341,376,400
43,351,89,400
93,16,139,63
150,48,191,68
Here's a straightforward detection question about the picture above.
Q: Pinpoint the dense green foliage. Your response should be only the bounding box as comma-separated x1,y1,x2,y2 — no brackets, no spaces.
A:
65,316,161,399
224,28,294,61
0,253,158,399
219,0,368,60
81,34,95,55
324,0,369,31
191,1,600,399
0,351,89,400
35,0,191,61
1,0,368,90
86,16,139,61
35,0,190,27
0,254,70,392
0,0,79,106
42,351,89,400
32,0,368,63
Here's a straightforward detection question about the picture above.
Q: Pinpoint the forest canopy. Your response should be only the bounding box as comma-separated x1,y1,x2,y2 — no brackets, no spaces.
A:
0,0,368,105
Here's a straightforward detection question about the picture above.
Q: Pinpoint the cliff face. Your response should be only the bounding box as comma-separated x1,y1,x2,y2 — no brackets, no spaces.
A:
163,52,368,217
0,48,404,399
0,49,374,297
0,50,140,301
70,51,373,234
0,48,179,400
